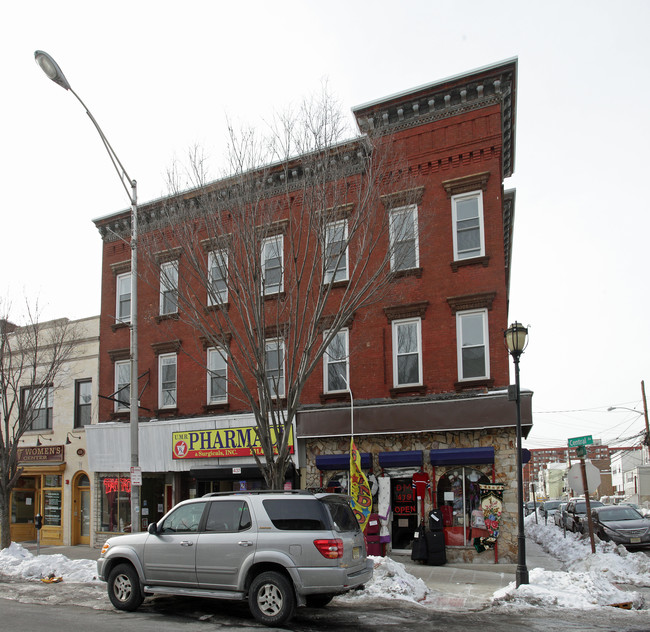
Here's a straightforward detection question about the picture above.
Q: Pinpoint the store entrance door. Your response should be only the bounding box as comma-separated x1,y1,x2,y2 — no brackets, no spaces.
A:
10,476,38,542
390,477,417,550
72,473,91,545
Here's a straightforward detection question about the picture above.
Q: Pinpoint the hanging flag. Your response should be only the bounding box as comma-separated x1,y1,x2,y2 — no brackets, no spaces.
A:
349,439,372,530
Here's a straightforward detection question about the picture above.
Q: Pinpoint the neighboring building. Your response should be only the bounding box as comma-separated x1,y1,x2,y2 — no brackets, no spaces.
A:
90,59,532,563
7,316,99,546
611,447,644,495
623,465,650,505
539,463,567,499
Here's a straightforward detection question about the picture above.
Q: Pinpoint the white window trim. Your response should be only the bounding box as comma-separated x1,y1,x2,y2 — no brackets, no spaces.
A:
452,190,485,261
114,360,130,412
265,338,285,399
207,346,228,404
207,250,228,306
324,219,349,284
159,260,179,315
116,272,131,324
261,235,284,295
323,329,349,393
158,353,178,409
456,309,490,381
391,317,423,388
389,205,420,272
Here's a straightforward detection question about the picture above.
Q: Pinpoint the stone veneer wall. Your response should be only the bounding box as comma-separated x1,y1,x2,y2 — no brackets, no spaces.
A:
304,428,519,564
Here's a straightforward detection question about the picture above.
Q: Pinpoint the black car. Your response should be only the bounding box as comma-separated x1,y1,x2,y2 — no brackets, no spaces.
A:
592,505,650,547
564,499,604,533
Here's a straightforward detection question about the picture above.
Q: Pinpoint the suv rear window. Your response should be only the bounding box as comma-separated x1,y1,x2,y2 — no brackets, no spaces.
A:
263,499,330,530
322,498,360,532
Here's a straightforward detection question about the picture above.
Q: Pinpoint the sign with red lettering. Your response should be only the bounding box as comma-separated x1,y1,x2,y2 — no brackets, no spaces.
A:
392,481,416,515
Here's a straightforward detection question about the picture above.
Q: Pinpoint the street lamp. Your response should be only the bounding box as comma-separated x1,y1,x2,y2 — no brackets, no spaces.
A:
504,321,529,587
35,50,141,532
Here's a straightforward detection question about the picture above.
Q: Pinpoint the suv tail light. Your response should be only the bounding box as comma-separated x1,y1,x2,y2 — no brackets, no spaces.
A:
313,538,343,559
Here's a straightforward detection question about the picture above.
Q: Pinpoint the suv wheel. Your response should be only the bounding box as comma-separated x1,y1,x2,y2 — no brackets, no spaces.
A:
107,563,144,611
248,571,296,626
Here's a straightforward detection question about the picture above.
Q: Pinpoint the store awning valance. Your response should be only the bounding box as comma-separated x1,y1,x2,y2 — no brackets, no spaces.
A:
316,453,372,471
429,447,495,466
378,450,423,468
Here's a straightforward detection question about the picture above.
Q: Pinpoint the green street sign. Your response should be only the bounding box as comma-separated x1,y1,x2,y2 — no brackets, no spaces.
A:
568,435,593,448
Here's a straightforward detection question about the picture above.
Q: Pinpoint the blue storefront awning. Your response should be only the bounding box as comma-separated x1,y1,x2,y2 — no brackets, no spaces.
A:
316,453,372,471
429,447,495,466
378,450,423,468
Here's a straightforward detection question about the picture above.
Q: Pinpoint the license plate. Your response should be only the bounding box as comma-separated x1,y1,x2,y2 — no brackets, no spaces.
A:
353,546,360,559
630,537,641,543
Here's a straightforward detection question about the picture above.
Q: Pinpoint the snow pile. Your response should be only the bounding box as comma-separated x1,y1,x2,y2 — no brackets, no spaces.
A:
492,515,649,609
0,543,99,583
340,555,429,604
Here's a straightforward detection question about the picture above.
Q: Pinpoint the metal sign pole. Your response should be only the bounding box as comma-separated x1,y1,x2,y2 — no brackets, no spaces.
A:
579,455,596,554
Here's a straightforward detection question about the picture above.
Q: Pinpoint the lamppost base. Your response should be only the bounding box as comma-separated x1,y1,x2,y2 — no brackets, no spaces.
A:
516,565,529,587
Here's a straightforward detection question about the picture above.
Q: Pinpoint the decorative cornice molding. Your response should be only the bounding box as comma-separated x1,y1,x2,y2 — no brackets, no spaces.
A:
108,348,130,363
154,247,182,264
199,334,232,351
384,301,430,322
257,219,289,238
380,186,425,209
446,292,496,314
110,260,131,276
151,339,182,355
442,172,490,198
200,234,232,253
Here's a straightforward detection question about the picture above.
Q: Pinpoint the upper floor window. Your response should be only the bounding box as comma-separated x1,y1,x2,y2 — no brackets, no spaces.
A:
324,220,348,284
452,191,485,261
265,339,285,399
116,273,131,323
392,318,422,387
324,329,349,393
21,385,53,431
159,353,177,409
389,205,419,272
160,260,179,315
457,309,489,380
114,360,130,412
261,235,283,295
74,379,92,428
207,346,227,404
208,250,228,306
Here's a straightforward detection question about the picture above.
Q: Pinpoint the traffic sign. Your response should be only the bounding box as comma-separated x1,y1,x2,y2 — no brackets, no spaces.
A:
568,435,593,447
567,462,600,494
130,466,142,486
575,445,587,458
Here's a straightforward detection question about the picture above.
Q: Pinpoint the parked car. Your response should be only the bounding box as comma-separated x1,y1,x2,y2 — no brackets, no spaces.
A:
540,500,563,521
524,500,538,516
554,502,568,528
97,491,373,626
565,499,604,533
592,505,650,547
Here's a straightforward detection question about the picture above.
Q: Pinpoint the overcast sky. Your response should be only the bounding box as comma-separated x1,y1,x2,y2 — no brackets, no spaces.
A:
3,1,648,449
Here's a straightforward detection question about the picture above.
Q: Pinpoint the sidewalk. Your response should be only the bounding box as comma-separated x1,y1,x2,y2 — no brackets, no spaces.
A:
395,538,563,610
22,540,563,611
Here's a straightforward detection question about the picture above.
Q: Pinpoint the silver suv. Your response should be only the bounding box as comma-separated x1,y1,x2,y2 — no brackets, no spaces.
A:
97,491,372,626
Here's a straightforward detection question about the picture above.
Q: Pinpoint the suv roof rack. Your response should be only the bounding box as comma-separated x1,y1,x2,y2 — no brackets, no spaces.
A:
201,489,315,498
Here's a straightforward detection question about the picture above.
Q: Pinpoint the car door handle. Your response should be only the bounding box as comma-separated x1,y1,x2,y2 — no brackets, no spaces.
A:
238,540,253,547
180,540,194,547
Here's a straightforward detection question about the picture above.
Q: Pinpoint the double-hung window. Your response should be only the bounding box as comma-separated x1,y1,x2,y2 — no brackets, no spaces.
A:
22,385,53,430
74,379,92,428
324,329,349,393
116,273,131,323
389,205,419,272
207,347,227,404
159,353,177,409
208,250,228,306
160,260,179,315
261,235,283,295
114,360,130,412
392,318,422,387
324,220,348,284
452,191,485,260
265,339,285,399
457,309,489,380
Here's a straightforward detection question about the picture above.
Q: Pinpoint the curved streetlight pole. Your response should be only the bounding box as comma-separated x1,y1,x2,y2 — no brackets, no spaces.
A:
505,322,529,588
34,51,140,532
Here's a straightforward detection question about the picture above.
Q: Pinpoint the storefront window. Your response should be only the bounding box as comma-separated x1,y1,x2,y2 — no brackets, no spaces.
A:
436,467,490,546
100,475,131,532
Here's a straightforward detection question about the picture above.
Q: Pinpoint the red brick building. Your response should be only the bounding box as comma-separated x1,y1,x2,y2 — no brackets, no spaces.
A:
88,58,532,562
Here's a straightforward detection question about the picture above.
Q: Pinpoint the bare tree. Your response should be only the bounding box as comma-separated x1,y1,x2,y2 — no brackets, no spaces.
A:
142,92,421,488
0,303,80,549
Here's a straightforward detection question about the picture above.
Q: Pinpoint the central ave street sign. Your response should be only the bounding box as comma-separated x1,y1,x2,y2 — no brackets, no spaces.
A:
568,435,593,447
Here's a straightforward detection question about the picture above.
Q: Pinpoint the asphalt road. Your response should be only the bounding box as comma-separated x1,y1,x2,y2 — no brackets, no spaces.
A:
1,594,649,632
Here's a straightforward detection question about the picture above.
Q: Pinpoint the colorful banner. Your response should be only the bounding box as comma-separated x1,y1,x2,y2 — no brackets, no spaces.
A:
172,425,294,459
474,483,504,552
349,439,372,530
